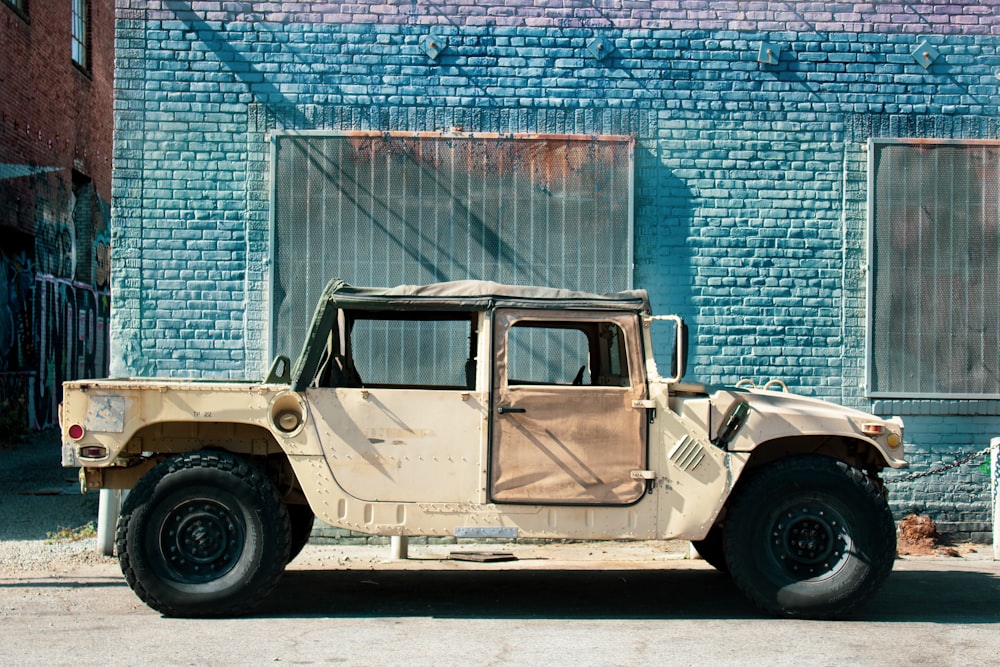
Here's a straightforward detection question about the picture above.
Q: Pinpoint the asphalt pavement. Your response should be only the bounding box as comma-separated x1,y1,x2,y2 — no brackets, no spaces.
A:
2,431,998,666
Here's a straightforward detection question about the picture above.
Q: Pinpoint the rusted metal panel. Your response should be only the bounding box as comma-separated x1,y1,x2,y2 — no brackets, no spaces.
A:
868,139,1000,398
270,130,634,361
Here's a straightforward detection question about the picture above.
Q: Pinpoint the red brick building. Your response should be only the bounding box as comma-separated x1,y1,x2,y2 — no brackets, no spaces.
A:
1,0,113,430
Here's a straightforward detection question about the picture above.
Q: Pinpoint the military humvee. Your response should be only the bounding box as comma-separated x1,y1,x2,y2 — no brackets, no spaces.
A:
61,279,905,618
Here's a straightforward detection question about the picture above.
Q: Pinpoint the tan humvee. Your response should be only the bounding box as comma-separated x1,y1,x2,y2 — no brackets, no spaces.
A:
61,279,905,619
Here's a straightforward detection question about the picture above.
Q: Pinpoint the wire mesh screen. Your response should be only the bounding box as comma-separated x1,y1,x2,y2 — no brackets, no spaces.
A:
870,141,1000,397
350,317,471,387
271,132,634,360
508,327,592,386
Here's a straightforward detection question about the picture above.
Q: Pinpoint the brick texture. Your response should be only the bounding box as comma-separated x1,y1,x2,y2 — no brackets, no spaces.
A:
2,0,115,428
111,1,1000,534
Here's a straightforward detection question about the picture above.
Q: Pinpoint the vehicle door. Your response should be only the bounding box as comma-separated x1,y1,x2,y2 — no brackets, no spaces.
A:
306,309,485,503
490,309,648,505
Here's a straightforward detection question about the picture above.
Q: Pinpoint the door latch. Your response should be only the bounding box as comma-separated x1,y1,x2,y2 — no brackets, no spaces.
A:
632,399,656,423
631,469,656,494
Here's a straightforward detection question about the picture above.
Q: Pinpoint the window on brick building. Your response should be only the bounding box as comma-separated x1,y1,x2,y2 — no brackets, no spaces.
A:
868,139,1000,398
71,0,89,69
269,131,634,361
3,0,28,19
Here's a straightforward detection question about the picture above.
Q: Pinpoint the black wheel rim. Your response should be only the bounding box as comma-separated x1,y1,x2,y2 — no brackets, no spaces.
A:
770,504,851,579
158,498,245,584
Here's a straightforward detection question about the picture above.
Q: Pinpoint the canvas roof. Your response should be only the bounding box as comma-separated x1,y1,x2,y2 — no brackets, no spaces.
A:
289,278,651,389
318,278,651,313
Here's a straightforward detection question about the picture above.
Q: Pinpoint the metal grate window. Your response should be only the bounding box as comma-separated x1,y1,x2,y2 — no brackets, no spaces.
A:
508,326,592,386
868,140,1000,398
270,131,634,360
350,316,472,388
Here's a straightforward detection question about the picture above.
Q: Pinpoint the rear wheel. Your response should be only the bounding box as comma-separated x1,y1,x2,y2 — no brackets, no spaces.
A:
116,451,291,617
723,455,895,619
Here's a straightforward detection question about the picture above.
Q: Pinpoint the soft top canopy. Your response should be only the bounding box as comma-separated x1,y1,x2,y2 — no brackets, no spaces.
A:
319,278,651,313
289,278,650,389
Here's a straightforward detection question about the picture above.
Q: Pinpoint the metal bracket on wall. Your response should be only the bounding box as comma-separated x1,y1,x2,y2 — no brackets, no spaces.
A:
757,41,780,66
912,40,940,69
421,34,446,61
588,35,615,61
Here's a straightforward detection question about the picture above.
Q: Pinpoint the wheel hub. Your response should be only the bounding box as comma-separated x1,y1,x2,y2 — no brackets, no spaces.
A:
772,506,847,577
160,500,244,583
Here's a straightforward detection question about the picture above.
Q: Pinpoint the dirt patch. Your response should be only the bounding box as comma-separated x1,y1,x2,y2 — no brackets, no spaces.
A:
896,514,977,558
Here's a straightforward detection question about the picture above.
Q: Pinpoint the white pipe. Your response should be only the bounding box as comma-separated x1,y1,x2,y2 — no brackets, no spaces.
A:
390,535,409,560
96,488,123,556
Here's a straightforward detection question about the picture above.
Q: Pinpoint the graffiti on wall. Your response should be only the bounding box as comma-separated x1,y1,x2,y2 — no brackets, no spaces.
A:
0,259,111,430
0,168,111,431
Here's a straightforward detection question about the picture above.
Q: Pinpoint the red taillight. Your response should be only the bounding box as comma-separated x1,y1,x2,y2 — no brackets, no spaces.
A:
78,445,108,459
68,424,85,440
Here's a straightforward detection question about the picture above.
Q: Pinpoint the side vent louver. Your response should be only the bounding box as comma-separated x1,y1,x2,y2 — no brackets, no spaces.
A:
669,435,706,471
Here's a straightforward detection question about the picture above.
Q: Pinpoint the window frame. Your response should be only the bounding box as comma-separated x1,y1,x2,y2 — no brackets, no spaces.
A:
866,137,1000,399
3,0,29,21
506,319,631,388
310,309,479,390
71,0,89,72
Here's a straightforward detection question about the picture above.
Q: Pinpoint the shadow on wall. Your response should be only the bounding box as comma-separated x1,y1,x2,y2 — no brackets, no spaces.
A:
633,142,694,374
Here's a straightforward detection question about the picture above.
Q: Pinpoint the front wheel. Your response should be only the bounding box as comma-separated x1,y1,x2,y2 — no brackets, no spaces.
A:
286,503,315,563
723,455,896,619
690,523,728,572
116,451,291,617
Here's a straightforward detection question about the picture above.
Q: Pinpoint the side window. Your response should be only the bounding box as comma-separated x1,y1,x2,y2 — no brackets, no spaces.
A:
507,321,631,387
334,311,476,389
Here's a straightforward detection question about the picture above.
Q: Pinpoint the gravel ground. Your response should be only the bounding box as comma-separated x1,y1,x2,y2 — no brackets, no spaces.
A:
0,429,108,572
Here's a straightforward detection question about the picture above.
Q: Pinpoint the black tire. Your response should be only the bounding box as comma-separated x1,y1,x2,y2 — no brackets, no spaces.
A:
286,503,315,563
691,523,728,572
116,451,291,617
723,455,896,619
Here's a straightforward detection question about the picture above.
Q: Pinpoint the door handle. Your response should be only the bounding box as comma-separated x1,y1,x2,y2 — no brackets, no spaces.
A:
498,406,526,414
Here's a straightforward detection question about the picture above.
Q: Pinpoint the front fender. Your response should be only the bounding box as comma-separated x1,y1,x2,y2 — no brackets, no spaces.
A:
721,389,906,469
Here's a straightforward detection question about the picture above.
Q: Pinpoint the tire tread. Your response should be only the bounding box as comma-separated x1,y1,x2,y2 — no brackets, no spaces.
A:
116,451,291,617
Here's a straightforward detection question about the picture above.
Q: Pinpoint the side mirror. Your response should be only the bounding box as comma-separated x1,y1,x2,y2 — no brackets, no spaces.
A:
645,315,688,384
670,319,689,382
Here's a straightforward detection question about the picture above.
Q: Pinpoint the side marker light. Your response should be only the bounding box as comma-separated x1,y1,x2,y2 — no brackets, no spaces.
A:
861,423,885,436
78,445,108,459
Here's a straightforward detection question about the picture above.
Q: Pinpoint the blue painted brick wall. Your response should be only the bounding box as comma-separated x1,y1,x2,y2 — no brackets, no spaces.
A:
112,1,1000,538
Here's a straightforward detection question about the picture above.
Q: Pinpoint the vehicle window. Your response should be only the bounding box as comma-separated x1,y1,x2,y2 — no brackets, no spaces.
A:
346,312,476,389
507,321,630,387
